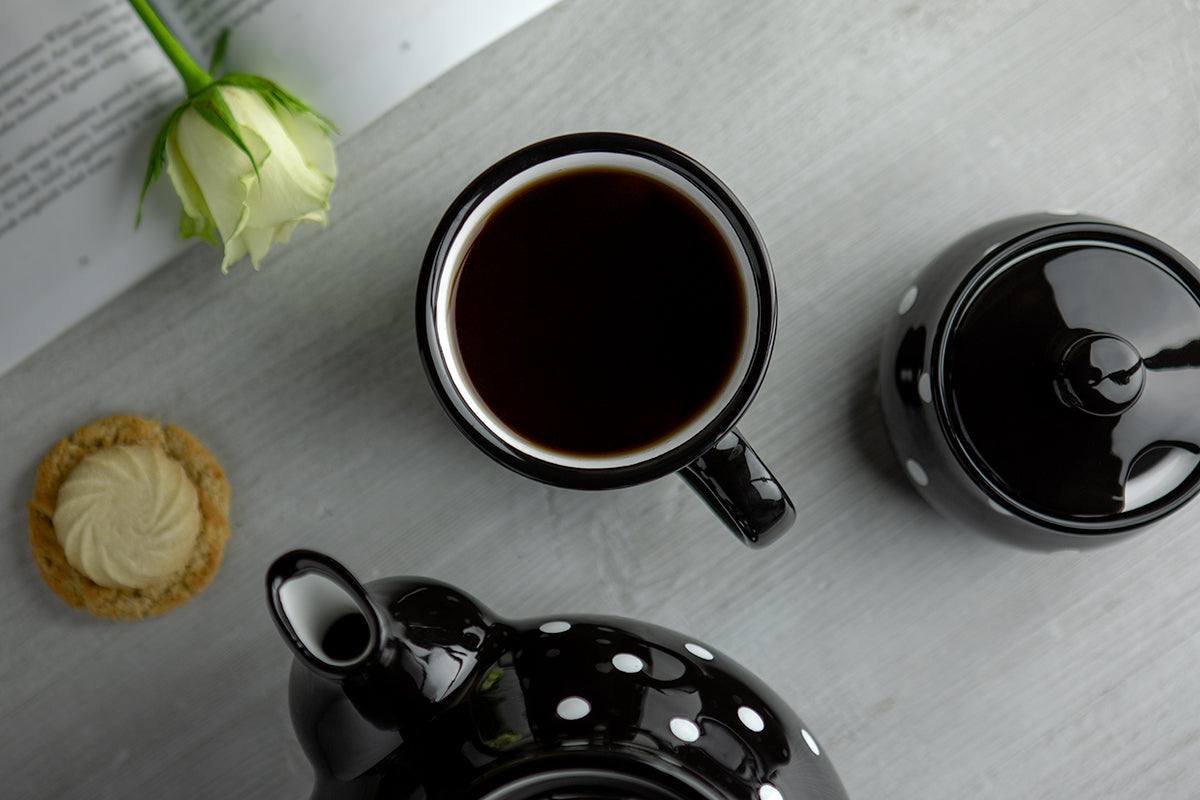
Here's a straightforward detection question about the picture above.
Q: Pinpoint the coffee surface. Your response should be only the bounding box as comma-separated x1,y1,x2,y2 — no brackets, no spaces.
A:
452,167,747,457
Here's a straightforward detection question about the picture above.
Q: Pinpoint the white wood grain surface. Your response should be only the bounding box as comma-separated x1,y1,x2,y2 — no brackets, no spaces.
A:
4,1,1200,798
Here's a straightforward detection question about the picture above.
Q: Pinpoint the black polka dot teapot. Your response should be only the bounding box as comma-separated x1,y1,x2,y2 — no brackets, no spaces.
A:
266,550,849,800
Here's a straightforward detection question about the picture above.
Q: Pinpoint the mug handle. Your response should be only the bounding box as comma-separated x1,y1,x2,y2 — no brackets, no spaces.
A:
680,428,795,547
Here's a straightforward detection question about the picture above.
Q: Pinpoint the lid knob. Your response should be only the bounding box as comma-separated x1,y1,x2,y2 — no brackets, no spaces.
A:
1056,333,1145,416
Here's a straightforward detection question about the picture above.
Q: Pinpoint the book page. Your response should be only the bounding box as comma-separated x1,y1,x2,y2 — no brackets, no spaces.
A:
0,1,183,378
161,0,562,136
0,0,560,378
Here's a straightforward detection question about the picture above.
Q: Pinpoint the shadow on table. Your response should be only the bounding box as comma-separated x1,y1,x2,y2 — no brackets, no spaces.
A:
840,319,972,549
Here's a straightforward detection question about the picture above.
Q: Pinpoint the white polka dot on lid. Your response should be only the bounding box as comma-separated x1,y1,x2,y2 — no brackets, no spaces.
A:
737,705,765,732
905,458,929,487
555,696,590,720
897,285,919,315
539,621,571,634
611,653,645,673
668,717,701,742
684,642,714,660
758,783,784,800
801,728,821,755
917,372,932,404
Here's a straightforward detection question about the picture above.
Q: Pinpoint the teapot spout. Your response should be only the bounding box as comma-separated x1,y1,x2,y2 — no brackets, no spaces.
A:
267,550,386,678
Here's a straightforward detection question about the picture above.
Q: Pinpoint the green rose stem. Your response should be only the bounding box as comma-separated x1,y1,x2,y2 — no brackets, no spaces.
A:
127,0,212,96
128,0,262,226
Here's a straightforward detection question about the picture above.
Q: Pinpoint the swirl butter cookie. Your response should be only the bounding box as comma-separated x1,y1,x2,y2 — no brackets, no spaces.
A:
27,415,231,620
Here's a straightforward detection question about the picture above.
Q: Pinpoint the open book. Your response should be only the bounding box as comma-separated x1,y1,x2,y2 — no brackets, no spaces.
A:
0,0,559,377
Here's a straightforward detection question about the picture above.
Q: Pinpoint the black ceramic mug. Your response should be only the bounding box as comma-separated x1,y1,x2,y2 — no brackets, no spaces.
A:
417,133,794,547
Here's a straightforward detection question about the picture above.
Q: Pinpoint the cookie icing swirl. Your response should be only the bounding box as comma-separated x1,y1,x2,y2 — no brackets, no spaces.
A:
53,445,202,589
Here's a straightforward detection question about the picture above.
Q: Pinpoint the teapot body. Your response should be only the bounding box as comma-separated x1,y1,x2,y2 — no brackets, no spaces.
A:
269,551,848,800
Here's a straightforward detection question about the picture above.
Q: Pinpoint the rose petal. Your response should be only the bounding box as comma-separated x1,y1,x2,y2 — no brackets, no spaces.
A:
173,104,257,243
237,125,333,229
164,127,218,245
276,109,337,179
166,84,337,270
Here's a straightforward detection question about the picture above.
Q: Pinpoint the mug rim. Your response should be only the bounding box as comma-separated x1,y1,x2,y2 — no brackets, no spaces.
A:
416,132,777,490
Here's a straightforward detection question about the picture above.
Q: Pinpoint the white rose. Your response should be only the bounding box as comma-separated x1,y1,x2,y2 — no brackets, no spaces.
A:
161,83,337,271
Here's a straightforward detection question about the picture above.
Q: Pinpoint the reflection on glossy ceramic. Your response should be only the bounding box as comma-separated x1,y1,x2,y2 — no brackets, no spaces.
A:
267,550,849,800
879,212,1200,548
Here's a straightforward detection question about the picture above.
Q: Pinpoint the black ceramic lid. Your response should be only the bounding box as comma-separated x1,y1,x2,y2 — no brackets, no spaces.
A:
938,224,1200,532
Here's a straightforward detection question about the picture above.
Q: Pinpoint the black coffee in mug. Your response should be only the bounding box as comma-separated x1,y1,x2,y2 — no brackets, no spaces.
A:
419,133,794,547
450,167,748,458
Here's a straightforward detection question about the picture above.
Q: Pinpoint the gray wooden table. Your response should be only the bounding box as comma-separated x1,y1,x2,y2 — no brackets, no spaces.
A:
4,1,1200,797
